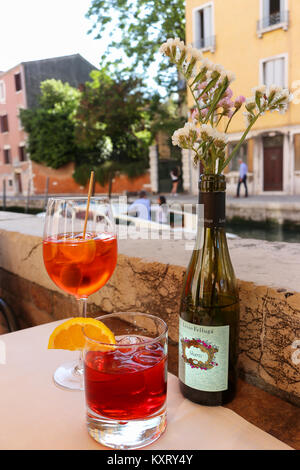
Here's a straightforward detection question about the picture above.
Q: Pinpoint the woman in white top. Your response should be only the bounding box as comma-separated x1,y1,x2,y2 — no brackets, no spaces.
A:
157,195,168,224
170,167,180,196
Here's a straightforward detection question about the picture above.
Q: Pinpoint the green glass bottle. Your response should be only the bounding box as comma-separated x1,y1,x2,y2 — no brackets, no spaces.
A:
178,174,240,406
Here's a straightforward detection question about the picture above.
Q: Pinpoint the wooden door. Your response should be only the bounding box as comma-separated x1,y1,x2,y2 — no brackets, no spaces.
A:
15,173,23,194
263,146,283,191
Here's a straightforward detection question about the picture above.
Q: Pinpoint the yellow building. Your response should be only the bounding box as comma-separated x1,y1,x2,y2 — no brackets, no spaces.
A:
183,0,300,195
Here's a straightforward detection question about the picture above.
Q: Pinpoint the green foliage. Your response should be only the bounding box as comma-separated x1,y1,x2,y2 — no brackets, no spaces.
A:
74,70,150,194
20,80,81,169
86,0,185,92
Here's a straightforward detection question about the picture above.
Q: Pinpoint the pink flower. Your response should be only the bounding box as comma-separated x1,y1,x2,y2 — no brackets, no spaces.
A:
198,81,208,90
226,109,235,118
234,95,246,108
218,97,234,109
191,108,199,120
224,87,233,99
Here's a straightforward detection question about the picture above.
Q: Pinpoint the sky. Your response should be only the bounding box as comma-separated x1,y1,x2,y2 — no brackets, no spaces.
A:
0,0,107,71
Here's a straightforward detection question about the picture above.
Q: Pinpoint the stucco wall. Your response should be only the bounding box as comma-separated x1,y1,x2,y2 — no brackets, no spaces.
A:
0,212,299,405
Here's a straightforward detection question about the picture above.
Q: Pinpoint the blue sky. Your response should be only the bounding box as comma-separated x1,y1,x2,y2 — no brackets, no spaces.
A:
0,0,106,71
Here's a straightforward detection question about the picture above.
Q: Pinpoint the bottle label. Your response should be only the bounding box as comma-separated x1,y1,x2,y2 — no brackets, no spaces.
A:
198,192,225,228
179,318,229,392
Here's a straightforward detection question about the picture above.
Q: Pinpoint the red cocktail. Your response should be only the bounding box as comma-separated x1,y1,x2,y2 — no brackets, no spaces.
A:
84,340,167,420
83,312,168,449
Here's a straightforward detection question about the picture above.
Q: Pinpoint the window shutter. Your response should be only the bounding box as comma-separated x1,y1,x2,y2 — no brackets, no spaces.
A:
264,60,274,86
203,6,213,46
263,58,285,87
274,58,285,87
263,0,270,27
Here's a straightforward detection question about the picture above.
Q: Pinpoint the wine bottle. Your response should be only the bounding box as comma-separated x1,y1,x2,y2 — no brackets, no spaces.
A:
178,174,240,406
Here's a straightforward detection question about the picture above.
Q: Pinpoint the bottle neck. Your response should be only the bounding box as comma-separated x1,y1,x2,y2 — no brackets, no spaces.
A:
198,174,226,230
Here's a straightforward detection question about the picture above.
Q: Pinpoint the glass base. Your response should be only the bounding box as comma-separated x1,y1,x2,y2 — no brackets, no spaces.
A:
53,361,84,391
86,406,167,449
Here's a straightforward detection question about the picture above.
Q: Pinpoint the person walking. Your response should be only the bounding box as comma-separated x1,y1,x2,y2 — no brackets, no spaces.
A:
237,159,248,197
170,167,180,196
156,195,168,224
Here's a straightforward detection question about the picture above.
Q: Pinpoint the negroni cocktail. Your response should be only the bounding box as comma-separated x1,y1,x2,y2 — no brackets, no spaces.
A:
83,312,168,449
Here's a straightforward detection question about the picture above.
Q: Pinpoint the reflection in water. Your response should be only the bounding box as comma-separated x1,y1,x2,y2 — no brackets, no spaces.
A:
226,223,300,244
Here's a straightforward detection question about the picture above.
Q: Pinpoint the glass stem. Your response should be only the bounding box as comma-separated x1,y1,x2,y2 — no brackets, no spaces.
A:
74,297,88,377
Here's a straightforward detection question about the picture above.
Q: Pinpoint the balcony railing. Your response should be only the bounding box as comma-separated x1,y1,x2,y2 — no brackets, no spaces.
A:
257,10,289,37
193,35,216,53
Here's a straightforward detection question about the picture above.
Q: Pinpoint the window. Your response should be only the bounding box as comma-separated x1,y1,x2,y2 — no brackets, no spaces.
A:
193,3,215,51
0,114,9,133
258,0,288,35
0,81,5,103
18,145,27,162
294,134,300,171
227,142,248,172
8,179,13,187
3,148,11,164
261,55,287,87
14,72,22,92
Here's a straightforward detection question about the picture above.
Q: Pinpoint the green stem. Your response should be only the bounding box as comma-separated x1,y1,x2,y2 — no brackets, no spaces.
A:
220,114,260,171
204,82,227,125
224,108,239,133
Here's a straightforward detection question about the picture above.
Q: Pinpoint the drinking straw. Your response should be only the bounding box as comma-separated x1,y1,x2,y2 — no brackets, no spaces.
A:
83,171,95,239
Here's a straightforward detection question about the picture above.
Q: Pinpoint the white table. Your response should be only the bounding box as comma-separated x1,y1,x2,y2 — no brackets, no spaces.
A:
0,321,292,450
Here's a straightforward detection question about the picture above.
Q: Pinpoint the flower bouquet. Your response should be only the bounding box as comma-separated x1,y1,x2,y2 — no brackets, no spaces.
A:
159,38,292,174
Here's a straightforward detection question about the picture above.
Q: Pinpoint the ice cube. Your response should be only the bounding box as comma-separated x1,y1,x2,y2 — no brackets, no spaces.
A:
116,335,144,345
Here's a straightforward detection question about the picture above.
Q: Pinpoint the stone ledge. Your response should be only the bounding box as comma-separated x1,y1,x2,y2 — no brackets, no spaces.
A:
0,212,299,406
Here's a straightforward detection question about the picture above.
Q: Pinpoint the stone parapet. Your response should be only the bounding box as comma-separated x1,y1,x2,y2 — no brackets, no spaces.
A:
0,212,299,406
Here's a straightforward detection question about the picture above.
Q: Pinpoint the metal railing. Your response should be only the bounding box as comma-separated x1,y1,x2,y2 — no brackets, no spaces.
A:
257,10,289,35
193,35,216,52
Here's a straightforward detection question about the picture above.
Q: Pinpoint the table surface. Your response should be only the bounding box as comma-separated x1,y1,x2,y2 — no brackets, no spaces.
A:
0,321,293,450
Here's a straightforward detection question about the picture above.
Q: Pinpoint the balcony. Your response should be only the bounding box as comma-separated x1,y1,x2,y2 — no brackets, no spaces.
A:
193,35,216,53
257,10,289,38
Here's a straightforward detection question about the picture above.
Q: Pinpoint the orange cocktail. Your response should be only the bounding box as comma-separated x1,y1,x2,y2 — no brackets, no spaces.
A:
43,232,117,298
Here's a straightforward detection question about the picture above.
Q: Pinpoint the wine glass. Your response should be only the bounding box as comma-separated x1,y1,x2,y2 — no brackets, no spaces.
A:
43,197,117,390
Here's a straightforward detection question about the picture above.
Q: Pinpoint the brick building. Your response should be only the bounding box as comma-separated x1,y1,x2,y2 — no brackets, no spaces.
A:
0,54,150,197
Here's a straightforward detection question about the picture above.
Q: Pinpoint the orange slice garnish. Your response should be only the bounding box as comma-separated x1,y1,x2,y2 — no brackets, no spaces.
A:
59,238,96,264
48,317,116,351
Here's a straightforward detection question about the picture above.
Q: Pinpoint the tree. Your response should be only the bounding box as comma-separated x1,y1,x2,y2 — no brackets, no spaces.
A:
20,80,81,169
147,93,186,154
86,0,185,93
74,70,151,197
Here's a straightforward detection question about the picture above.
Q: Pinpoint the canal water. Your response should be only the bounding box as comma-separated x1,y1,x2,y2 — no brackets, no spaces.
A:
226,222,300,244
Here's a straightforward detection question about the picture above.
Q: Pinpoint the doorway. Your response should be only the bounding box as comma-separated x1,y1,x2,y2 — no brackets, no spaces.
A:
263,135,283,191
15,173,23,194
158,159,183,193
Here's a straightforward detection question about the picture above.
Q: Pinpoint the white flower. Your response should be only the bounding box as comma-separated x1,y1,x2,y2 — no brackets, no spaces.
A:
202,58,214,71
159,38,182,57
252,85,267,96
268,84,282,95
245,97,257,112
172,121,199,148
199,123,214,139
214,131,228,146
190,47,203,61
185,44,202,61
220,70,236,84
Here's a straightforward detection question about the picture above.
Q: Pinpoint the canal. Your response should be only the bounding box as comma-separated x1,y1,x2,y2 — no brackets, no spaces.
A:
226,221,300,244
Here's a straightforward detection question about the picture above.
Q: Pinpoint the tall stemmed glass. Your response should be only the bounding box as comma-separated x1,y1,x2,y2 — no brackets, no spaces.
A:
43,197,117,390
